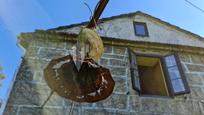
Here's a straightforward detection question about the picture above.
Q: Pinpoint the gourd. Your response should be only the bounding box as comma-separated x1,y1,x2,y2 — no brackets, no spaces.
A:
78,27,104,60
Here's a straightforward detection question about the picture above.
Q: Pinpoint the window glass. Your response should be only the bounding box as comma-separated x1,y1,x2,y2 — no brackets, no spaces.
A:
128,49,141,92
134,22,148,36
129,51,190,96
165,55,186,93
135,24,146,35
130,69,141,91
165,55,177,67
168,66,181,80
171,79,185,93
130,53,138,70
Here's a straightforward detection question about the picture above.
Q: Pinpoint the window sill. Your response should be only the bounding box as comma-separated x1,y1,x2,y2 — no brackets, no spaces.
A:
139,94,173,100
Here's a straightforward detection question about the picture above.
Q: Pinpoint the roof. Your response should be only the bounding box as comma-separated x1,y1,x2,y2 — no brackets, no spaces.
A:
48,11,204,41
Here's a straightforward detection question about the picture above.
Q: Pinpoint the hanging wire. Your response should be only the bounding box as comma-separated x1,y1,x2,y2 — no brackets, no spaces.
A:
84,0,101,28
40,90,54,108
84,2,93,21
184,0,204,13
68,101,75,115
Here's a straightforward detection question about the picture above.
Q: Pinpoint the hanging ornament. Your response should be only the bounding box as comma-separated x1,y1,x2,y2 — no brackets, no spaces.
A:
44,55,114,102
78,27,104,61
43,0,114,103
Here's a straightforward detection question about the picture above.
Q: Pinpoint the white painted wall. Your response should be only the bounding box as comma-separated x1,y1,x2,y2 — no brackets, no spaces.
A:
57,14,204,48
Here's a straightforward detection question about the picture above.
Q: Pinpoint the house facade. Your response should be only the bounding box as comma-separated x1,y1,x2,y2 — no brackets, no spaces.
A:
3,11,204,115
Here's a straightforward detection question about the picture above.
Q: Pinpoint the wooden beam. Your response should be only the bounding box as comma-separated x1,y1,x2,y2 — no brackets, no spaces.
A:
87,0,109,28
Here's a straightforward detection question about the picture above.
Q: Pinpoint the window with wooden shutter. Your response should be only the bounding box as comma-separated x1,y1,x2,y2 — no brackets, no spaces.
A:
128,49,190,97
163,53,190,95
128,48,141,93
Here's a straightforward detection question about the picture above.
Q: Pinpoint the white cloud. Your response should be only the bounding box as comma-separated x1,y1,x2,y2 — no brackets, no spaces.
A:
0,0,54,35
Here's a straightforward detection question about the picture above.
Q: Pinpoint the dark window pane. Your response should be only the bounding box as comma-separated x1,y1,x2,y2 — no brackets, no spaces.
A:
130,69,141,91
135,24,146,35
171,79,185,93
128,49,141,92
134,22,148,36
129,52,138,69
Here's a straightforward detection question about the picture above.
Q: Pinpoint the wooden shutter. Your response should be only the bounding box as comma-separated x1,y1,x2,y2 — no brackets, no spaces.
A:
128,48,141,93
163,53,190,95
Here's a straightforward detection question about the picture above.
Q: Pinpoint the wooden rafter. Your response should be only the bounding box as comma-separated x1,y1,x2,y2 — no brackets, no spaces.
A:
87,0,109,28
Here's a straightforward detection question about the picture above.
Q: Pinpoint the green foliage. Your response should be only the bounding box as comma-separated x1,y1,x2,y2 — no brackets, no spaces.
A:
0,65,2,71
0,65,5,86
0,74,5,80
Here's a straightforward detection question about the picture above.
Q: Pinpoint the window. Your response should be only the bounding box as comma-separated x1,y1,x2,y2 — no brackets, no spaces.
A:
128,49,190,97
133,22,149,37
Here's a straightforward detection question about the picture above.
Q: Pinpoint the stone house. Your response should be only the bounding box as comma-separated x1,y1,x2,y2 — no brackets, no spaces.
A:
3,11,204,115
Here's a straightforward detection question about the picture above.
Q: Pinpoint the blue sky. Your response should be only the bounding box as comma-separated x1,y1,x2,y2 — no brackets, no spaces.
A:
0,0,204,100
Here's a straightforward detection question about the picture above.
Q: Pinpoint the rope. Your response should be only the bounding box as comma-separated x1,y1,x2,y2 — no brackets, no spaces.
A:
40,90,54,108
68,101,75,115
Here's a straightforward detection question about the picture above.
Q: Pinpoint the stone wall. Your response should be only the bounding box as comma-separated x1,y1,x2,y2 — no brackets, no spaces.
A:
4,36,204,115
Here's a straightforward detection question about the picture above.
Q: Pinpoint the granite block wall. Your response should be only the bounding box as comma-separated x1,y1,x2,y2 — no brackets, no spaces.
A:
4,37,204,115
